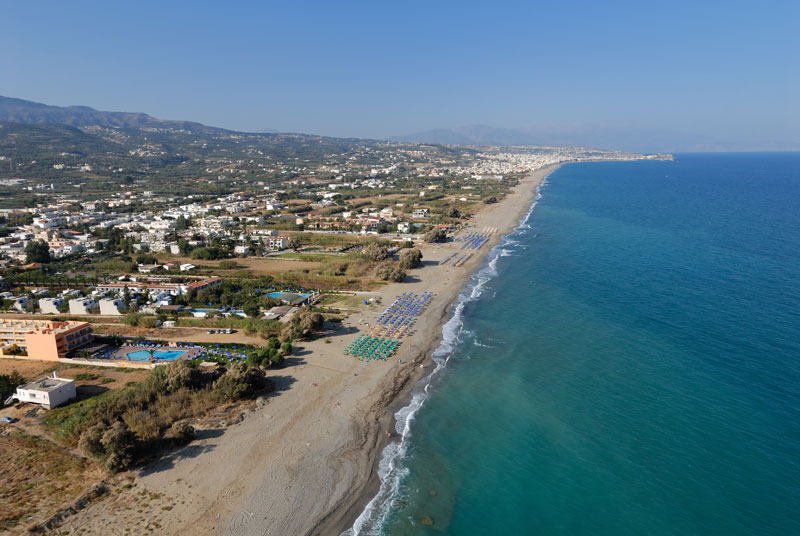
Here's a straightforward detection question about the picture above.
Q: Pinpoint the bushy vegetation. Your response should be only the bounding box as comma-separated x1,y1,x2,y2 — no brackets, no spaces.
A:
45,361,272,472
190,246,230,260
280,306,324,340
0,371,25,400
398,248,423,269
375,261,406,282
246,337,292,367
24,239,51,263
424,228,447,243
122,312,159,328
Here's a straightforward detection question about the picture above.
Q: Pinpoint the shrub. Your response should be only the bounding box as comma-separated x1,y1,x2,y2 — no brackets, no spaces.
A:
362,242,389,262
78,423,106,457
164,361,202,391
296,307,323,333
398,248,422,269
172,422,195,445
74,373,100,381
123,409,161,441
213,364,269,401
424,228,447,243
101,421,135,472
375,261,406,282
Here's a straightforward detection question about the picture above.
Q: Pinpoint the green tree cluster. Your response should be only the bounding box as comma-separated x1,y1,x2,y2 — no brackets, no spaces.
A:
246,337,291,367
24,240,51,263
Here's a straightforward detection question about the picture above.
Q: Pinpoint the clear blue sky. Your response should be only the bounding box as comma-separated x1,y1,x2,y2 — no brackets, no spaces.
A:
1,0,798,148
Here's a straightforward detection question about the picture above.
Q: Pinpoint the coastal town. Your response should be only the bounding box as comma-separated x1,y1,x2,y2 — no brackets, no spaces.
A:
0,139,665,533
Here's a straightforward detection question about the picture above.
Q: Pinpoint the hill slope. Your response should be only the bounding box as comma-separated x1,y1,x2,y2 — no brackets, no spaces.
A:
0,95,213,132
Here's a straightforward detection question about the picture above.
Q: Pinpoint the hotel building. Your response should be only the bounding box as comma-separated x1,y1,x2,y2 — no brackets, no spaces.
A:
0,319,92,361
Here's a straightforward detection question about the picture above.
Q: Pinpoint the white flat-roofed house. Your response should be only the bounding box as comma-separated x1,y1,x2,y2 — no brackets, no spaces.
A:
8,373,76,409
179,263,196,272
37,297,62,314
12,296,29,312
412,208,429,218
68,297,98,315
234,245,250,255
266,236,289,250
99,298,126,316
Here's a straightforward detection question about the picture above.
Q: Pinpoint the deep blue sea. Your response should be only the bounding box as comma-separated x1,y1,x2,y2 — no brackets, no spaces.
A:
347,153,800,536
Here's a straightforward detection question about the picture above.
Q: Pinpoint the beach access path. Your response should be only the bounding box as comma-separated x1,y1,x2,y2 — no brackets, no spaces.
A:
60,165,558,536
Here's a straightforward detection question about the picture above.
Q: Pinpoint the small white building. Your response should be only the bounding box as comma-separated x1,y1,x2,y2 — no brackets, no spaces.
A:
234,245,250,255
38,297,64,314
12,296,29,312
69,298,98,315
9,373,76,409
179,263,196,272
412,208,429,218
99,298,126,316
267,236,290,250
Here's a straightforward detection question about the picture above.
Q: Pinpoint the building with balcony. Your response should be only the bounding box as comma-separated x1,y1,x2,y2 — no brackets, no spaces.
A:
0,319,92,361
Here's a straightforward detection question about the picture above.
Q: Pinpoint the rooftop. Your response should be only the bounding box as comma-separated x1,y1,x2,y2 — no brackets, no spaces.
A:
18,377,75,393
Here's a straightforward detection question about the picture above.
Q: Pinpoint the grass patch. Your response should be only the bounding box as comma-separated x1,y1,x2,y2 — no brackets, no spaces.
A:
74,373,100,381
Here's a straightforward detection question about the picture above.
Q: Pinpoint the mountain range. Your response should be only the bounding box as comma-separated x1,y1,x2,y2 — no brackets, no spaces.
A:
391,124,797,153
2,96,793,152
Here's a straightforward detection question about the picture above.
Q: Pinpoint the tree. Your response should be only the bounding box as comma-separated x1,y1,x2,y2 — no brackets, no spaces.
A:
375,261,406,282
446,207,461,219
24,240,51,263
398,248,423,269
485,196,498,204
178,238,191,255
0,370,25,400
164,361,202,391
242,303,260,318
122,285,131,308
287,236,301,251
213,364,269,401
136,254,158,265
424,228,447,243
362,242,389,262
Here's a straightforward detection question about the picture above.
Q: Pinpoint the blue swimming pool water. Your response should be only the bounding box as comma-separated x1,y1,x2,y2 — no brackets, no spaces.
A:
126,350,186,361
267,292,311,299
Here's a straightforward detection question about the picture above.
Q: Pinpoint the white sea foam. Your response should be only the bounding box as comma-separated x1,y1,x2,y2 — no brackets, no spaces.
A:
343,175,550,536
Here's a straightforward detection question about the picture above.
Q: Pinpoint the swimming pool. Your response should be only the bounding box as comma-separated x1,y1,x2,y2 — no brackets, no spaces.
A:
126,350,186,361
266,292,311,299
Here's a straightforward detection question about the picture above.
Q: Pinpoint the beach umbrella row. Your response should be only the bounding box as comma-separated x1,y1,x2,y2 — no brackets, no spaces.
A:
344,335,399,361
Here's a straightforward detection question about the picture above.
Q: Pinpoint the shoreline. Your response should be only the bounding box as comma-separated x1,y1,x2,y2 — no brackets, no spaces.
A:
58,164,561,536
323,164,560,535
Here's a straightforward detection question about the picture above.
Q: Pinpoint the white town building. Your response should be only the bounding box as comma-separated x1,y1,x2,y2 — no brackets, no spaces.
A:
8,373,76,409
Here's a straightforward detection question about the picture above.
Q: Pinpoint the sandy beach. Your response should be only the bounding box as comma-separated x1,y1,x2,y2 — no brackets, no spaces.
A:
58,165,558,536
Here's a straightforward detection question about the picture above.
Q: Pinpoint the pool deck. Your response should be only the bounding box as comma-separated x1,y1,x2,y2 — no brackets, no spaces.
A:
96,344,205,362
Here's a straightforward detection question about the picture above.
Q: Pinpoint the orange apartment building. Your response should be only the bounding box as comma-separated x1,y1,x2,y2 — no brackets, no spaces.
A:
0,319,92,361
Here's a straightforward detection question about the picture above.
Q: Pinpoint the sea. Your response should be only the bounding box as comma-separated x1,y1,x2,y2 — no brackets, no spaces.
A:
345,153,800,536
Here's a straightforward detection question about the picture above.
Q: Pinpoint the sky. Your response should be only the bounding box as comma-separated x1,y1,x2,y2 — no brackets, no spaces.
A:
1,0,798,150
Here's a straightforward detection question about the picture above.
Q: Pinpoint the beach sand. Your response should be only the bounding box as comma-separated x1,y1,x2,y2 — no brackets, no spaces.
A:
59,165,557,536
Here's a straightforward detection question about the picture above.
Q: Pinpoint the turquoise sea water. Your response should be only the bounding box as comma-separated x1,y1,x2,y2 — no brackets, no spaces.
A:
348,154,800,535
